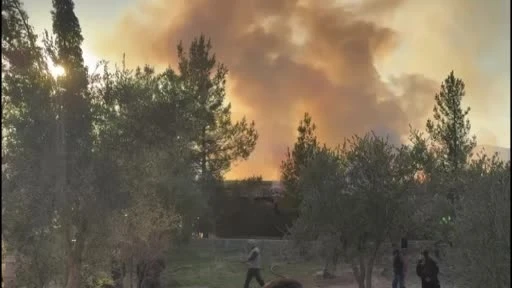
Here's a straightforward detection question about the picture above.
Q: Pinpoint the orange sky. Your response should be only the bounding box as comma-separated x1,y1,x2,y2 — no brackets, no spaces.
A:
24,0,510,180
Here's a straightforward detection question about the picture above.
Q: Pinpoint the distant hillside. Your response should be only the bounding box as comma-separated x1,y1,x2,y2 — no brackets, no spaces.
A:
474,145,510,161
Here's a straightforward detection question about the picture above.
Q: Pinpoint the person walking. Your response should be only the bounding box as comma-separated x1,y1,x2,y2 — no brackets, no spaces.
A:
415,250,440,288
392,249,406,288
243,239,265,288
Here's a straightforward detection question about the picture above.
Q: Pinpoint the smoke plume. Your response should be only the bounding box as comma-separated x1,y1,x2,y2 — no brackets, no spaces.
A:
93,0,509,179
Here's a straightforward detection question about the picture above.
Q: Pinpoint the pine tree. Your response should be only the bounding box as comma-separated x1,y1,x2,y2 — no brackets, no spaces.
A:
176,35,258,237
426,71,476,172
280,113,320,210
177,35,258,180
426,71,476,213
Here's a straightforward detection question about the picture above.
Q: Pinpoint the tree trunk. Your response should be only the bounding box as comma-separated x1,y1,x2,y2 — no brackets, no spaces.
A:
323,251,339,278
180,215,194,243
364,242,382,288
112,258,124,288
65,253,81,288
351,255,366,288
130,256,133,288
64,220,86,288
323,259,334,278
136,260,145,288
365,258,374,288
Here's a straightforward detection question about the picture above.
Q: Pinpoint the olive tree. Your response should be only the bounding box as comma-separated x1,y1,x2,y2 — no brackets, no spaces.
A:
292,145,346,275
109,181,181,288
292,133,416,288
448,153,510,288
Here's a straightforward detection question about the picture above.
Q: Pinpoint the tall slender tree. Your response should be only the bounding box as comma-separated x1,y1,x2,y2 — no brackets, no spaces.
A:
176,35,258,237
280,113,320,210
416,71,477,248
177,35,258,180
426,71,476,172
48,0,96,287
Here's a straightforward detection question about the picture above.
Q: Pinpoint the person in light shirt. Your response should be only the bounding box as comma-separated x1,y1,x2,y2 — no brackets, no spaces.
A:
243,239,265,288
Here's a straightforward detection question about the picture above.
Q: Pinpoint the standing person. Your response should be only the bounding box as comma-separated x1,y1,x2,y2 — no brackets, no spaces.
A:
243,239,265,288
392,249,406,288
415,250,440,288
400,238,409,282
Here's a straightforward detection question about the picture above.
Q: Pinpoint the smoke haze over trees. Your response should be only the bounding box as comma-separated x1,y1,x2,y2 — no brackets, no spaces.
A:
2,1,510,288
88,0,510,179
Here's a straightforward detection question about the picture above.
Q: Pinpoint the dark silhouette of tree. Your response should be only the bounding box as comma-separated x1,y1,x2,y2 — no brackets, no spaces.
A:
426,71,476,173
280,113,320,210
2,1,61,285
47,1,97,287
2,3,260,285
177,35,258,237
177,35,258,180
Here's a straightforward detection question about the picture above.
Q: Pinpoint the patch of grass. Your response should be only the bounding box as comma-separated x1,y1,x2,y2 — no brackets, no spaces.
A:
163,246,322,288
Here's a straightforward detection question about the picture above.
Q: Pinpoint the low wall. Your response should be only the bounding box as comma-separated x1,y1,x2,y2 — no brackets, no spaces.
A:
189,238,291,255
188,238,437,265
2,255,16,288
190,238,434,251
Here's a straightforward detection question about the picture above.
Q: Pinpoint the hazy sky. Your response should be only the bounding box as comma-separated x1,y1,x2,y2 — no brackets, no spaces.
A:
22,0,510,179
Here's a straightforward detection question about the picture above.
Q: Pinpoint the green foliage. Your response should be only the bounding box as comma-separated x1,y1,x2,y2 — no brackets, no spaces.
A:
407,71,478,242
448,153,510,288
281,113,320,210
177,35,258,181
2,1,259,286
407,72,509,288
2,0,47,71
175,35,258,237
2,1,63,285
109,185,181,266
342,134,416,246
291,133,416,288
426,71,476,172
44,1,100,287
14,234,65,288
50,0,85,65
82,272,113,288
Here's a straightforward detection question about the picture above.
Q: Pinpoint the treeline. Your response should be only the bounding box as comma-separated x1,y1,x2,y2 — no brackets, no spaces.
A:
2,0,257,287
278,76,510,288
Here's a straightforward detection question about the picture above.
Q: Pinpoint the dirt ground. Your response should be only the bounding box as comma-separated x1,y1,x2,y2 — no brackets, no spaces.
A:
315,268,404,288
316,268,455,288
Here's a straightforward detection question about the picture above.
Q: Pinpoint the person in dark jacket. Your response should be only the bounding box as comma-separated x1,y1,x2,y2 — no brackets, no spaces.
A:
392,249,405,288
416,250,440,288
243,240,265,288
